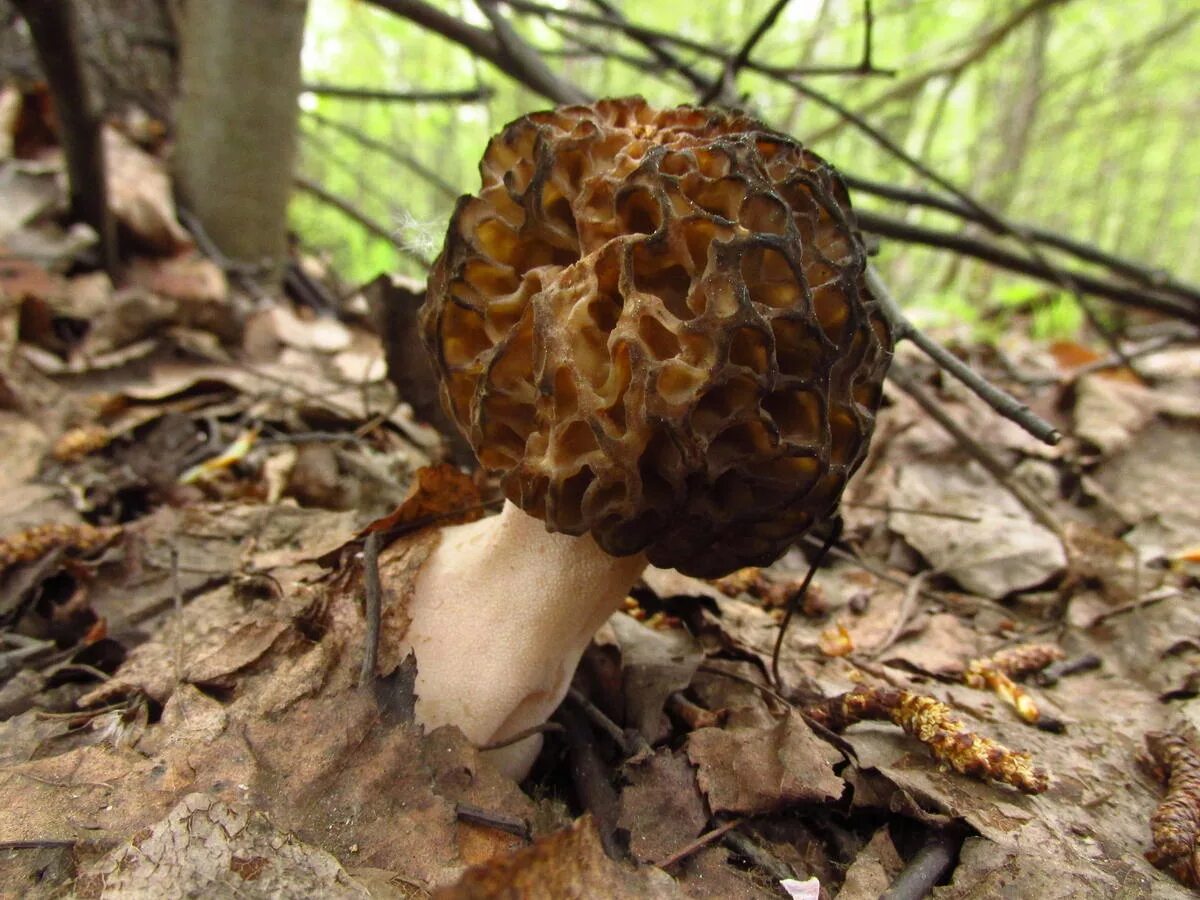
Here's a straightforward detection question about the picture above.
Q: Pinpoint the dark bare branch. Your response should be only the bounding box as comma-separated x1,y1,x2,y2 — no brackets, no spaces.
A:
12,0,117,277
293,175,432,269
844,173,1200,308
859,211,1200,325
474,0,590,105
300,83,494,103
868,267,1063,446
303,110,460,200
699,0,793,105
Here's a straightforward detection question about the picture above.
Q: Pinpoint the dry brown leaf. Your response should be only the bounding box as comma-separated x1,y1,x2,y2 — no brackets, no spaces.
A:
74,793,370,899
435,815,680,899
836,825,904,900
609,612,703,743
687,711,843,816
617,749,708,864
889,461,1066,598
103,126,191,252
361,463,484,537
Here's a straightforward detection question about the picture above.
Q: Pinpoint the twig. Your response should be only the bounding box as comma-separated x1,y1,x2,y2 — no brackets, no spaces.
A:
841,501,981,523
170,544,183,686
880,827,964,900
1035,653,1101,686
869,267,1063,445
654,817,745,869
557,702,621,857
724,830,795,881
860,212,1199,326
699,0,793,105
454,803,531,841
697,664,791,710
565,686,647,758
0,840,77,851
886,363,1064,538
359,531,383,687
843,173,1200,308
301,83,493,103
293,175,432,269
303,110,460,200
475,0,590,105
477,721,565,751
870,571,929,659
771,518,841,688
12,0,117,278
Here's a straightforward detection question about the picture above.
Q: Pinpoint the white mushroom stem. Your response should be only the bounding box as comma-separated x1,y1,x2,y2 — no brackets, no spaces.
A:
402,499,648,779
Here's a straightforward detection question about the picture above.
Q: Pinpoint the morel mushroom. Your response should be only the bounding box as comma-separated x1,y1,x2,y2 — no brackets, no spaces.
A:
405,97,892,777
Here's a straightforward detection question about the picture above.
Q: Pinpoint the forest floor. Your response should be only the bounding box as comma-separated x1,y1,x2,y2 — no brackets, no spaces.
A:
1,91,1200,899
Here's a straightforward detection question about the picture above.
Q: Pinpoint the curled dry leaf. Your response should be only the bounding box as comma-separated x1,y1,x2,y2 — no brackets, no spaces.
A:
103,126,191,252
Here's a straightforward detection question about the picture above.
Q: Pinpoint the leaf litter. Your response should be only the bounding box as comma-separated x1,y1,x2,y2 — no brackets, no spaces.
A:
0,88,1198,899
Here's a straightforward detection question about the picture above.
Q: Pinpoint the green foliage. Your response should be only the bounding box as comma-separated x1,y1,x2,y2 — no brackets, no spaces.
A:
293,0,1198,342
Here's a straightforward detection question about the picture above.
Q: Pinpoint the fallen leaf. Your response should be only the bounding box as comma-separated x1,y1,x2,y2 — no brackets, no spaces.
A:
74,793,370,899
617,749,707,864
609,612,703,743
889,461,1066,598
687,711,843,815
435,815,680,899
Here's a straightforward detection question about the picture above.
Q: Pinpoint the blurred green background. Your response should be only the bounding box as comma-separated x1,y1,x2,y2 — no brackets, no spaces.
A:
292,0,1198,340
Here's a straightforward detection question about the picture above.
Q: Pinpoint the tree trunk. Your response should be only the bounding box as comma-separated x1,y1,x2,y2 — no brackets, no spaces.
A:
173,0,308,283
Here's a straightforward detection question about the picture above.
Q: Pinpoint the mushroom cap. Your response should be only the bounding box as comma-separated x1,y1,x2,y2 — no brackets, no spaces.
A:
422,97,892,577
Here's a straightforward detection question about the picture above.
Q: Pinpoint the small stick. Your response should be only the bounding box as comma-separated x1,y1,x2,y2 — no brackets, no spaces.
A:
477,721,565,752
1036,653,1101,687
359,531,383,687
867,267,1062,446
0,839,77,851
566,687,647,758
558,703,622,857
880,828,964,900
772,518,841,688
870,571,929,659
654,817,745,869
170,545,183,686
454,803,531,842
888,363,1064,538
724,830,794,881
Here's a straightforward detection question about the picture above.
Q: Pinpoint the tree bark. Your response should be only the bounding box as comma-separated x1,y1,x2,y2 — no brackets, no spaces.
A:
173,0,308,283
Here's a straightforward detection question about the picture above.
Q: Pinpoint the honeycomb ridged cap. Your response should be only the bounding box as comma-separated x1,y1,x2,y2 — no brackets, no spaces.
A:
421,97,893,577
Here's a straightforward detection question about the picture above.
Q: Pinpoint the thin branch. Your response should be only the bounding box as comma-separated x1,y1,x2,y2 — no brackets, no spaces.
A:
699,0,794,105
301,83,494,103
293,175,432,269
771,518,840,688
808,0,1071,143
886,362,1064,538
868,267,1063,445
654,818,746,869
359,530,383,687
12,0,117,277
475,0,590,105
844,172,1200,309
584,0,717,97
303,110,460,201
860,212,1199,326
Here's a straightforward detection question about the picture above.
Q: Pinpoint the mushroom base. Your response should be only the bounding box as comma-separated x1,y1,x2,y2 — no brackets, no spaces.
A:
402,500,648,779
